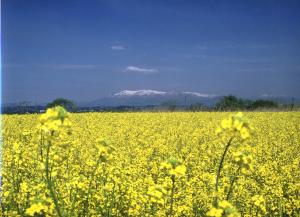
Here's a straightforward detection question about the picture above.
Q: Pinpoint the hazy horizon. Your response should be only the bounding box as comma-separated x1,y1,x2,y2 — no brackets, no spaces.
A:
2,0,300,103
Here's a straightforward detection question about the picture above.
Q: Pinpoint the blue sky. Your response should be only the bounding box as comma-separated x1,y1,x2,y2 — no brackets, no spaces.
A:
2,0,300,103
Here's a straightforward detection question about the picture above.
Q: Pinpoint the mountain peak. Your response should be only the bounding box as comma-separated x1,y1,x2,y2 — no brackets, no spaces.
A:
114,90,167,97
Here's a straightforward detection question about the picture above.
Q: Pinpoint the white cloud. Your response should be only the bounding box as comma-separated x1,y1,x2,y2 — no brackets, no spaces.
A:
125,66,159,74
111,45,125,50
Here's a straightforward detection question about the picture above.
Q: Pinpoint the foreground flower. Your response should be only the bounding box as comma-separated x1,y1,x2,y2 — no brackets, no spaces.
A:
207,200,240,217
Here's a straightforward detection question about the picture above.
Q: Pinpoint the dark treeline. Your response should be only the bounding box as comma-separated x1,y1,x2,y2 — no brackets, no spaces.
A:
163,95,296,112
215,95,280,111
2,95,298,114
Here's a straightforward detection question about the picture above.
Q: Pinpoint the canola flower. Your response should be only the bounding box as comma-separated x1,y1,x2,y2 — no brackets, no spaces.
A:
0,110,299,216
207,200,240,217
209,113,254,216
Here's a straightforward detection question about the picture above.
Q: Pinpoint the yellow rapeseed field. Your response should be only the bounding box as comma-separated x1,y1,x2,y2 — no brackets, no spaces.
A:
1,108,299,216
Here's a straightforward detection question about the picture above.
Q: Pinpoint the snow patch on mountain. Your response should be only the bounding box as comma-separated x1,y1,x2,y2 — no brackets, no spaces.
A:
260,94,287,98
183,92,216,98
114,90,167,97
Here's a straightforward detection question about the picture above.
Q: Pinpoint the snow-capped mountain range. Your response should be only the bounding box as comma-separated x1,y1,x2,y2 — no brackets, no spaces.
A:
113,90,217,98
114,90,168,97
83,89,220,107
78,89,299,107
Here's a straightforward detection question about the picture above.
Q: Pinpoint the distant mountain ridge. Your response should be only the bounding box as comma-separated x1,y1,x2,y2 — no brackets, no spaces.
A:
113,90,218,98
82,90,223,107
2,90,299,108
80,90,298,107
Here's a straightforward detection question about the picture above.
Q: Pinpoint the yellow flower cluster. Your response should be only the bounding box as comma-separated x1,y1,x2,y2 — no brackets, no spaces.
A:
147,184,167,205
38,106,71,134
232,151,253,174
1,111,299,216
252,195,267,215
207,200,240,217
160,157,187,177
216,112,251,139
25,202,50,216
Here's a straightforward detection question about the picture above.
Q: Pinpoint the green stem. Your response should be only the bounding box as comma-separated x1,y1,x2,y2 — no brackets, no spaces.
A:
45,141,63,217
226,166,241,200
214,137,233,206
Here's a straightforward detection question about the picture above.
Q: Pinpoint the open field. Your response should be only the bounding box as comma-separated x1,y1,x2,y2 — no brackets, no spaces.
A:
1,110,300,216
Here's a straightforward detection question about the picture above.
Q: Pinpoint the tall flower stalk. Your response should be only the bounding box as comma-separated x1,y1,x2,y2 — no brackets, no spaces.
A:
37,106,71,217
209,112,252,217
